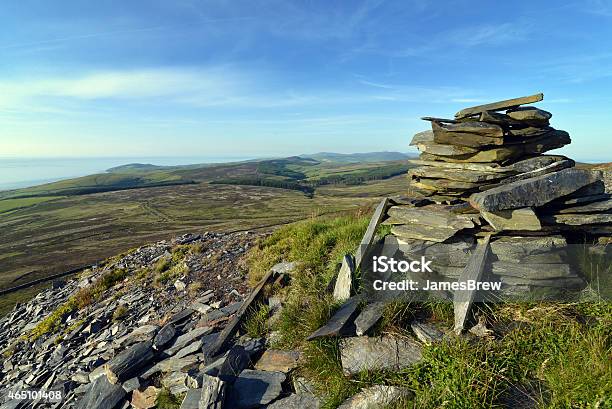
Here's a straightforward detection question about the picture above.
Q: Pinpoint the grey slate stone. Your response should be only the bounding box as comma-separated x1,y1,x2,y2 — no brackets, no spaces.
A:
266,392,320,409
75,375,126,409
228,369,286,409
410,322,446,345
354,302,384,336
199,374,226,409
338,385,414,409
217,345,252,383
470,168,600,212
179,388,201,409
153,323,176,349
340,336,422,375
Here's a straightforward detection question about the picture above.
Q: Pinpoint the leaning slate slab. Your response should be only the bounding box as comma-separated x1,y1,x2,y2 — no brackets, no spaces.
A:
340,335,422,375
306,296,360,340
227,369,286,409
454,93,543,119
75,374,126,409
470,168,600,212
354,302,385,336
199,374,226,409
104,341,155,384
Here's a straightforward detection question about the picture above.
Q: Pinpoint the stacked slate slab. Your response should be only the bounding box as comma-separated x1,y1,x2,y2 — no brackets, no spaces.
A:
384,93,610,299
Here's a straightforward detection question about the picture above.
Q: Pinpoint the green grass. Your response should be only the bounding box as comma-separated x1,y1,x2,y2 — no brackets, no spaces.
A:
0,172,191,200
243,303,271,338
245,214,612,409
0,196,60,213
155,389,182,409
24,267,129,342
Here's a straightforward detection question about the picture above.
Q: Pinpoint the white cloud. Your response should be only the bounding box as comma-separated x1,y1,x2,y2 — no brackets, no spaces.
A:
0,67,242,103
0,67,481,115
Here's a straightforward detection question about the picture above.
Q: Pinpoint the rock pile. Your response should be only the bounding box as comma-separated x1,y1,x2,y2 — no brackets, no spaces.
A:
385,93,610,299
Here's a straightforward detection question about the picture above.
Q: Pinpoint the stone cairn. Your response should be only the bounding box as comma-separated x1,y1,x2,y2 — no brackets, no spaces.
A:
383,93,611,302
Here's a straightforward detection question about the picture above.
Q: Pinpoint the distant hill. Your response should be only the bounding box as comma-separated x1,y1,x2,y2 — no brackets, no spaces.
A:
0,153,413,201
301,151,413,163
106,163,168,173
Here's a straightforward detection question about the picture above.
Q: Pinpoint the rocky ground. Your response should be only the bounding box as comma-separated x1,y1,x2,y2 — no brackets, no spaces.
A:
0,231,321,409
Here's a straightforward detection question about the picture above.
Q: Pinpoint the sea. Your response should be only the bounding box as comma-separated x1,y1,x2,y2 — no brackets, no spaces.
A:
0,156,253,191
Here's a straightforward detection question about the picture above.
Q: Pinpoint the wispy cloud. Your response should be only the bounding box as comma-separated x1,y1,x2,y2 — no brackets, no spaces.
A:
530,52,612,83
0,67,244,108
344,19,533,60
447,22,531,47
0,67,479,116
581,0,612,17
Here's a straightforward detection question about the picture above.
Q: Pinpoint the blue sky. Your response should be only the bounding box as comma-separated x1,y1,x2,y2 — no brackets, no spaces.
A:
1,0,611,161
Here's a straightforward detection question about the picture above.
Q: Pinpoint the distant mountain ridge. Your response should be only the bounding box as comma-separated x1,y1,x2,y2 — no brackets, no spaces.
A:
301,151,413,163
0,153,412,200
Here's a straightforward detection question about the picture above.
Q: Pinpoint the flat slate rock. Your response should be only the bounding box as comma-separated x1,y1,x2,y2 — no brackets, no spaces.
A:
164,326,214,356
338,385,414,409
493,159,574,188
521,130,570,155
491,262,575,280
454,93,543,119
392,224,463,243
266,392,321,409
490,235,567,262
409,130,434,146
416,141,479,156
179,388,201,409
408,159,509,173
434,121,504,137
479,110,525,127
228,369,286,409
75,375,126,409
542,213,612,226
546,193,609,208
254,349,300,373
498,275,584,289
410,321,446,345
432,122,507,148
409,166,505,183
507,126,553,138
340,335,422,375
481,208,542,232
506,107,552,125
470,168,600,212
411,176,482,191
420,147,522,163
507,155,572,173
554,198,612,214
104,340,155,384
396,235,475,267
387,205,476,230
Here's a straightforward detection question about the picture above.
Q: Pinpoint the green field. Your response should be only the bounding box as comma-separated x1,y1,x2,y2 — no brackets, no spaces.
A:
0,155,413,315
0,196,61,214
